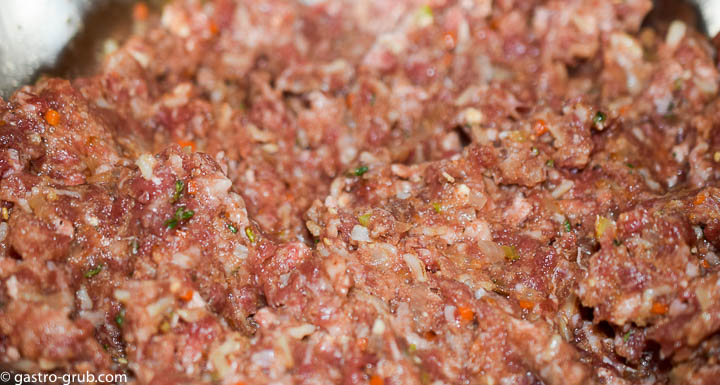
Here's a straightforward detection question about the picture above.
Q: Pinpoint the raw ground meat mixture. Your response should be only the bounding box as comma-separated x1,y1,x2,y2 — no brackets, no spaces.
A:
2,0,720,384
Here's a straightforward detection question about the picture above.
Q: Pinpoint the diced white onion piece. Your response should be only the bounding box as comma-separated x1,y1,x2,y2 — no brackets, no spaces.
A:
287,324,316,339
403,254,427,282
351,225,371,242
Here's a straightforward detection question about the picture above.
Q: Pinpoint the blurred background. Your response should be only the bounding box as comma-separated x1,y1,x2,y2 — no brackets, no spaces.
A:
0,0,164,98
0,0,719,98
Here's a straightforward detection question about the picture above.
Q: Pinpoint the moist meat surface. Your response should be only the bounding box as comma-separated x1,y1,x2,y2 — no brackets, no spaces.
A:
2,0,720,384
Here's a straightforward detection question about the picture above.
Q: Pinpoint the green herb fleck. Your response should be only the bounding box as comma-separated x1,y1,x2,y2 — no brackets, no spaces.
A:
165,207,194,229
673,78,684,91
531,146,539,156
179,208,194,220
173,180,185,202
117,357,128,365
416,4,434,26
245,227,257,243
353,165,369,176
546,159,555,168
115,309,125,327
165,218,178,229
227,223,238,233
592,111,607,126
408,344,417,353
502,245,520,262
431,202,442,213
623,330,632,342
613,239,622,246
131,239,139,255
563,219,571,232
626,163,634,169
85,264,103,278
358,213,372,227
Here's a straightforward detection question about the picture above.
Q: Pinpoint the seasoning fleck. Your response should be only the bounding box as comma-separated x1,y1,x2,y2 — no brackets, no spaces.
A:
85,264,103,278
245,227,257,243
353,165,369,176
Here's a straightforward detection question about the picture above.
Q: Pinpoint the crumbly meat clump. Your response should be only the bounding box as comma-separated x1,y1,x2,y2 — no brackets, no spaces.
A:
2,0,720,384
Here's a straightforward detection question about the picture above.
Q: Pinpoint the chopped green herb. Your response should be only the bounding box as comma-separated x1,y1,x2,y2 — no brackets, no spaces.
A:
531,146,539,156
623,330,632,342
179,208,194,220
358,213,372,227
546,159,555,168
502,245,520,262
673,78,684,90
592,111,607,126
165,218,178,229
416,4,434,26
117,357,128,365
563,219,572,232
613,239,622,246
227,223,238,233
115,309,125,327
165,207,194,229
131,239,139,255
245,226,257,243
353,165,369,176
85,264,103,278
408,344,417,353
431,202,442,213
173,180,185,202
626,163,635,169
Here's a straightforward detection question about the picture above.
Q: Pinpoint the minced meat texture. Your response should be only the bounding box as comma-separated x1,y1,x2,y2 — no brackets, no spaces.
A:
2,0,720,384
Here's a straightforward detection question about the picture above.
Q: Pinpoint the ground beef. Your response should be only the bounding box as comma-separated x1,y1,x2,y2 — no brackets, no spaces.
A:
1,0,720,384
